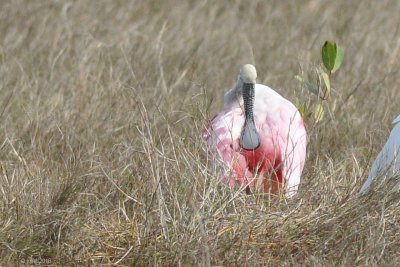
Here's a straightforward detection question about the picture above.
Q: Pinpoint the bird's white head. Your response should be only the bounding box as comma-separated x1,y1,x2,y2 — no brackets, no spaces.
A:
224,64,257,109
239,64,257,84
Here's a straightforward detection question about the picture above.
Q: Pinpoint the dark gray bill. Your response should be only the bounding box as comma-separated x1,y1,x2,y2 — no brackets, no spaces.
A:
239,83,260,150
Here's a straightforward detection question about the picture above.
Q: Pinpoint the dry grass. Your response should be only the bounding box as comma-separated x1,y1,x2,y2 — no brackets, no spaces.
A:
1,0,400,266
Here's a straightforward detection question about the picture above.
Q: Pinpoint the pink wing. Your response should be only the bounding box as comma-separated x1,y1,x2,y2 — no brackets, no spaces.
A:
203,108,253,188
254,86,307,196
272,106,307,197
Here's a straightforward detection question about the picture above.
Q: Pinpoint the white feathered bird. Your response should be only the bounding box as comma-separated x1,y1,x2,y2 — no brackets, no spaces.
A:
359,114,400,194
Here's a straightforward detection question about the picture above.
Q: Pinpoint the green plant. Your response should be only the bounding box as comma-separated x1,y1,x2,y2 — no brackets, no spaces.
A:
295,41,344,125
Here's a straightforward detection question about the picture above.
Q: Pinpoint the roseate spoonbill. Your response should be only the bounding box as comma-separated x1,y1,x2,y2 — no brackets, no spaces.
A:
203,64,307,197
359,114,400,194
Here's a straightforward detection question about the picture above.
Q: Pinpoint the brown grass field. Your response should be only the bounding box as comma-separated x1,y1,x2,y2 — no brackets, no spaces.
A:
1,0,400,266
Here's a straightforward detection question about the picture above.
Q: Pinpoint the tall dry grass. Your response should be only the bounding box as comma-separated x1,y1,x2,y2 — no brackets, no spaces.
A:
1,0,400,265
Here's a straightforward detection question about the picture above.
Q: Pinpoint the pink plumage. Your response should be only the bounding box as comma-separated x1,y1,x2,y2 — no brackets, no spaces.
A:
203,64,307,197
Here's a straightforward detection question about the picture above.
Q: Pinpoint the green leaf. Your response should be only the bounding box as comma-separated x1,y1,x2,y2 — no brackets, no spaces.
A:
322,41,344,73
318,67,331,94
332,44,344,73
314,103,324,123
295,75,319,96
294,75,304,82
294,97,305,118
322,41,336,71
